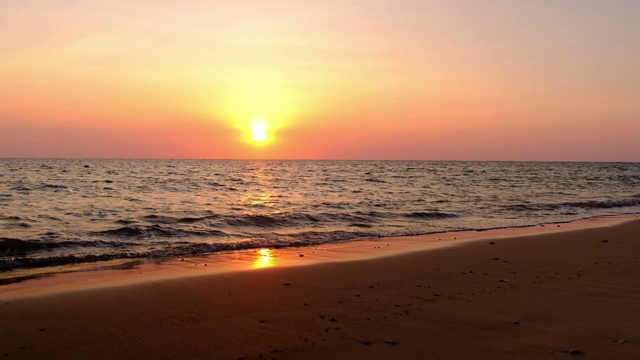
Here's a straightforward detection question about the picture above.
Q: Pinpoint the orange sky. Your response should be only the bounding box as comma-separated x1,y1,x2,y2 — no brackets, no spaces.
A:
1,1,639,161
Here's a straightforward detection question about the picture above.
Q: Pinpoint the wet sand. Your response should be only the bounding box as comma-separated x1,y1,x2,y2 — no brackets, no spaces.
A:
1,216,639,359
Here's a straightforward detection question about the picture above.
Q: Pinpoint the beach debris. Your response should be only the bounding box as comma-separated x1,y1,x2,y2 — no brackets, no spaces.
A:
282,282,292,286
387,340,398,346
569,349,582,355
360,340,372,346
84,164,90,168
299,253,305,257
489,241,495,245
616,339,626,344
602,239,609,243
498,279,508,283
329,317,338,322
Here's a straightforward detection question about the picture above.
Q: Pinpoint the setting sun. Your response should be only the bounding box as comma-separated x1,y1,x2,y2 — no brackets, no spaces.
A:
249,116,269,143
251,124,268,143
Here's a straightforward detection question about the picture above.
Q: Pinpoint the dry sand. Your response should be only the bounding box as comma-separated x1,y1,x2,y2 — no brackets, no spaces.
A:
1,215,639,359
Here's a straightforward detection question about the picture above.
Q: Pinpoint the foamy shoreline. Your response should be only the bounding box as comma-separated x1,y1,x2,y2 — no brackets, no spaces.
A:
1,213,637,299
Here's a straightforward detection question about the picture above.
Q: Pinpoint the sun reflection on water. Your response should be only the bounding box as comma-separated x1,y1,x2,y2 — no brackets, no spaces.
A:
254,248,274,268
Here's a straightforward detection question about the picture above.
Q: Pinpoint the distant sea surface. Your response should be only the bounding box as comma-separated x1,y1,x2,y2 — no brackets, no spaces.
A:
1,159,639,272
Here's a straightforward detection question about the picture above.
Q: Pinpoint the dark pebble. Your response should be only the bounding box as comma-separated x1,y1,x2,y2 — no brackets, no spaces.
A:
570,349,582,355
282,283,291,286
489,241,495,245
602,240,609,243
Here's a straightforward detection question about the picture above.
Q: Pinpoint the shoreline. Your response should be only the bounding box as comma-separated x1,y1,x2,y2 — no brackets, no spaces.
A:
1,213,638,299
1,214,639,358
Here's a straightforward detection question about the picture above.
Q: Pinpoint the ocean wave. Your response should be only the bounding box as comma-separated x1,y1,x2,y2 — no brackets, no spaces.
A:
1,253,138,271
562,199,640,209
9,186,31,192
354,211,392,218
0,237,137,257
403,212,459,219
224,213,320,228
506,198,640,212
284,230,380,243
94,225,228,238
0,229,380,271
1,238,44,255
0,215,23,221
39,184,68,189
143,214,220,224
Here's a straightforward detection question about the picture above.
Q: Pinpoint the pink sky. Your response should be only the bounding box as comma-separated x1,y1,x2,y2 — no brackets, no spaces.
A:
1,0,639,161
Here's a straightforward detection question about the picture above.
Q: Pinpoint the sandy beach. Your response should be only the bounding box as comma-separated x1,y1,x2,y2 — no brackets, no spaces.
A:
1,215,639,359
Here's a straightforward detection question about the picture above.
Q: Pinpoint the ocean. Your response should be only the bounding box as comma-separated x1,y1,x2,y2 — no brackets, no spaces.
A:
1,159,639,274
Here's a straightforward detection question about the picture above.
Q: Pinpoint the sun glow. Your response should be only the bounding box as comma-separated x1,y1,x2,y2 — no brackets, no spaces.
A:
249,115,269,144
251,123,268,143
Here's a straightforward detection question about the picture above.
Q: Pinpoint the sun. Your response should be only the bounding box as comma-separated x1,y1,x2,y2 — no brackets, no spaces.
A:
251,123,268,142
249,115,269,143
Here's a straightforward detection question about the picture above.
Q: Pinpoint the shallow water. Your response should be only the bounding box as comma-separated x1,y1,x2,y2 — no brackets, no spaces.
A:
1,159,639,270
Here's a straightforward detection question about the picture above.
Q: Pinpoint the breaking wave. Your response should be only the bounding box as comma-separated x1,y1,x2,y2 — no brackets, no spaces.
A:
506,198,640,212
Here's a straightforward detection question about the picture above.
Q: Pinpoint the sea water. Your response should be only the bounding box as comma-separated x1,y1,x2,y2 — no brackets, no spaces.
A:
1,159,639,271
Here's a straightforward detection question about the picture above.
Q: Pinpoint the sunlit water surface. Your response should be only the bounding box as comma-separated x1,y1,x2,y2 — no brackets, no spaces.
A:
1,159,639,271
